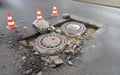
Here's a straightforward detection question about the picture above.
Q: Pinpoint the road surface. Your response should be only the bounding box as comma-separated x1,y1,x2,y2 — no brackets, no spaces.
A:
75,0,120,8
0,0,120,75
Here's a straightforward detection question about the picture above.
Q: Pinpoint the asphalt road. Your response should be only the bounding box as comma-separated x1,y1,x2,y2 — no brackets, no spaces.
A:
0,0,120,75
75,0,120,8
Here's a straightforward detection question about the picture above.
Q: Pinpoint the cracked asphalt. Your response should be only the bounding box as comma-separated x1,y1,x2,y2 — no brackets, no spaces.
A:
0,0,120,75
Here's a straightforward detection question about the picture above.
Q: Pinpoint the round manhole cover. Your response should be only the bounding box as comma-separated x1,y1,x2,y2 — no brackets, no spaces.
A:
35,33,67,55
61,22,86,37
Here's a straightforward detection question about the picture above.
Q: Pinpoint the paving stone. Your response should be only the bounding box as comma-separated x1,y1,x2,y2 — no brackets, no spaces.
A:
54,58,63,65
23,69,32,74
50,55,59,61
68,60,73,66
37,71,42,75
62,13,71,19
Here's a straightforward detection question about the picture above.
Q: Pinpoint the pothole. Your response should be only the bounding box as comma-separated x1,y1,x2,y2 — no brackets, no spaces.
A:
26,21,98,55
18,16,99,75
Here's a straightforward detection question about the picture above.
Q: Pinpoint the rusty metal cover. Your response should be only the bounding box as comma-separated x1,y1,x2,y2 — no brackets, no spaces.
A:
34,33,67,55
61,22,86,37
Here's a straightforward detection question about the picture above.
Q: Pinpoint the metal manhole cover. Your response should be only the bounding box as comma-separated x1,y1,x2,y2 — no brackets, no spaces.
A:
61,22,86,37
35,33,67,55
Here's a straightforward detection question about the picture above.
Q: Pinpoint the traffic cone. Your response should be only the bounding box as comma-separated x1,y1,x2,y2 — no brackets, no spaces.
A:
51,3,59,17
37,8,43,21
6,12,16,30
33,8,43,24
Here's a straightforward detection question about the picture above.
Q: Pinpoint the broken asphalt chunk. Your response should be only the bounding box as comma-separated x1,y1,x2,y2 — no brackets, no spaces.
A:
54,58,63,65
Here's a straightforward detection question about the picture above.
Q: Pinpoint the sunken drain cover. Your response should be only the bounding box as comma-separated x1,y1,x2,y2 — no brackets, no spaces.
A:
61,22,86,37
35,33,67,55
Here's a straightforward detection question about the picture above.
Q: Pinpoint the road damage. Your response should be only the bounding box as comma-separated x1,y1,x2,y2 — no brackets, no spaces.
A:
2,13,100,75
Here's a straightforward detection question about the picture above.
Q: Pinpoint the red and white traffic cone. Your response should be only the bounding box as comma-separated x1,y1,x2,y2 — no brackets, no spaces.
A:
6,12,16,30
33,8,43,24
51,3,59,17
37,8,43,21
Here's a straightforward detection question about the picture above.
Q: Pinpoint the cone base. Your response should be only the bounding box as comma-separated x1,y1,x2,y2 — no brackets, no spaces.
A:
33,19,44,25
37,18,43,21
51,13,59,17
6,25,17,30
